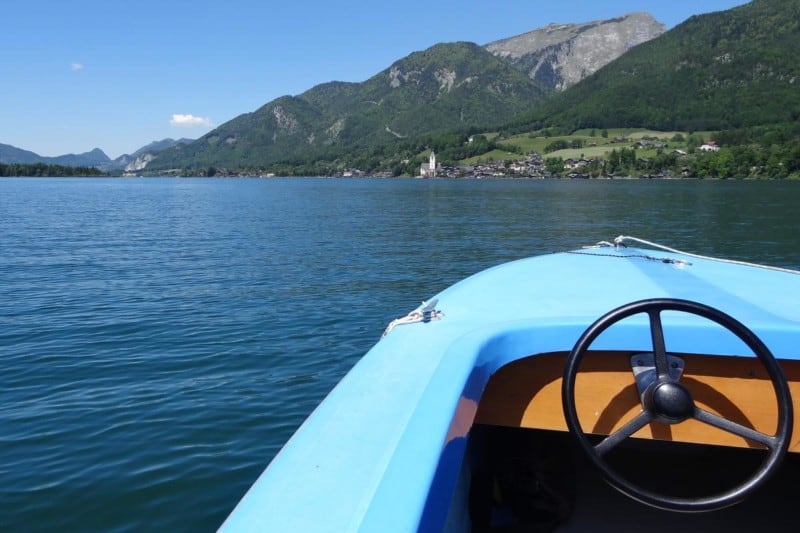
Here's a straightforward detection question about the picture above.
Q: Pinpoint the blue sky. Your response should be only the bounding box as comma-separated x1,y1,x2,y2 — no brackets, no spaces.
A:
1,0,750,159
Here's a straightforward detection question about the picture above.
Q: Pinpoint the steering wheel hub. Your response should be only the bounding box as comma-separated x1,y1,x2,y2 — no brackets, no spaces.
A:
650,381,695,423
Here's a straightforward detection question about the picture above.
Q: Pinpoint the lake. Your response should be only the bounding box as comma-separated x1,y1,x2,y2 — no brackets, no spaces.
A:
2,177,799,531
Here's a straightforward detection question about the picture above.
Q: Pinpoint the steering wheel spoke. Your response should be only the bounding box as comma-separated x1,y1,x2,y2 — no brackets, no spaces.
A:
647,309,672,381
596,410,655,456
693,407,778,449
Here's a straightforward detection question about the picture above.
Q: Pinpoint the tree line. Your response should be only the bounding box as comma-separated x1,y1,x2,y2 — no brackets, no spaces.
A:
0,162,106,177
544,143,800,179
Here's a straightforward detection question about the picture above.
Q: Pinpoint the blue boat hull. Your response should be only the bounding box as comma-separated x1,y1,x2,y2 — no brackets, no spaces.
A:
221,240,800,531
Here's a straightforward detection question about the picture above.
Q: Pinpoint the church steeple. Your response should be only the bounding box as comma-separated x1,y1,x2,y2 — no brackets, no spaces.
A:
419,149,438,178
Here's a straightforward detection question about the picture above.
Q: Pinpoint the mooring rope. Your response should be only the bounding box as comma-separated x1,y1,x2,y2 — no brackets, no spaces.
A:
382,299,443,337
383,236,799,336
594,235,800,275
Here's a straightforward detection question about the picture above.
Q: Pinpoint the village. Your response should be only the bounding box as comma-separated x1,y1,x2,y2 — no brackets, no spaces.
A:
409,137,722,179
178,137,723,179
417,150,547,179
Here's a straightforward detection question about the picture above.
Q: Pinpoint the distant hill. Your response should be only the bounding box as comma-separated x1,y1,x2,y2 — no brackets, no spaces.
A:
115,138,193,171
0,138,193,171
0,143,111,167
485,12,664,91
516,0,800,132
150,42,552,170
117,138,194,161
51,148,111,167
0,143,45,165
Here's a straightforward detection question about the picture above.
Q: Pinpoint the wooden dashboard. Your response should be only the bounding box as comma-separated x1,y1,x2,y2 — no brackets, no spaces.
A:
474,351,800,452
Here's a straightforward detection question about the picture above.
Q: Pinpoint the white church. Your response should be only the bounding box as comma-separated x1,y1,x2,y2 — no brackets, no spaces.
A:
419,150,439,178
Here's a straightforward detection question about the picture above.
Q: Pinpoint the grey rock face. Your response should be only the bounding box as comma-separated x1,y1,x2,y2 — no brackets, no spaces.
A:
485,12,665,91
124,153,155,172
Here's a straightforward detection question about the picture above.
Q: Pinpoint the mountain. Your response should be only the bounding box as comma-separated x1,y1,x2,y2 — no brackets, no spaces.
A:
115,138,193,171
0,138,193,171
0,143,111,167
115,138,194,163
519,0,800,132
5,12,667,174
485,12,665,91
150,42,552,170
51,148,111,167
151,12,668,172
0,143,45,165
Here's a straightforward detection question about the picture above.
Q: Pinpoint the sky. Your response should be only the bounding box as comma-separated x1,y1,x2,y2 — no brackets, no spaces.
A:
0,0,751,159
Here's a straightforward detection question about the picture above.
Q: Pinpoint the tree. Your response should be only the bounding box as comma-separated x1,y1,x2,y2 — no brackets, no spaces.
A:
608,149,621,174
686,134,705,153
545,157,564,175
544,140,569,153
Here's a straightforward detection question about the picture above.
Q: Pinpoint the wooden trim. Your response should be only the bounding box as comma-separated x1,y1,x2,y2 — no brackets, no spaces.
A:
474,351,800,452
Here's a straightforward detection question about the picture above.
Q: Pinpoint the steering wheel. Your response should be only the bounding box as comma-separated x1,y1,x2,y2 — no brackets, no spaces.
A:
561,298,793,512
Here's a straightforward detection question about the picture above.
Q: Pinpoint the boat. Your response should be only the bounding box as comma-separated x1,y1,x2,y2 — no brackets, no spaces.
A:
220,236,800,532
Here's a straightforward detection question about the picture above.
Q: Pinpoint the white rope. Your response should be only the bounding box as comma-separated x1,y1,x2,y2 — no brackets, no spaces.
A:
383,238,798,338
604,235,800,275
382,300,443,337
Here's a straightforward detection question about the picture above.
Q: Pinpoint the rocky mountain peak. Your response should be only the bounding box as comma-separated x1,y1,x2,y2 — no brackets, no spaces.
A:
485,12,665,91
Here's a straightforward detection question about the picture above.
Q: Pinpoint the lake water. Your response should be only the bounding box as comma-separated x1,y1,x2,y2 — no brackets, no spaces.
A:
2,177,799,531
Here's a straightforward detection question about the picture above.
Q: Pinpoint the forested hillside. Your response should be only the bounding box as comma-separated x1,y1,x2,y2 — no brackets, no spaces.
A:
513,0,800,132
150,43,550,171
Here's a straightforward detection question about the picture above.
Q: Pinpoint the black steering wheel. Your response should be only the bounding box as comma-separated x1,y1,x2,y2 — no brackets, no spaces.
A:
562,298,793,512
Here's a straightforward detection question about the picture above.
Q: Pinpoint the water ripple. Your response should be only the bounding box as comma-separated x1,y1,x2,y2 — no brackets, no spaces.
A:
2,177,800,531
